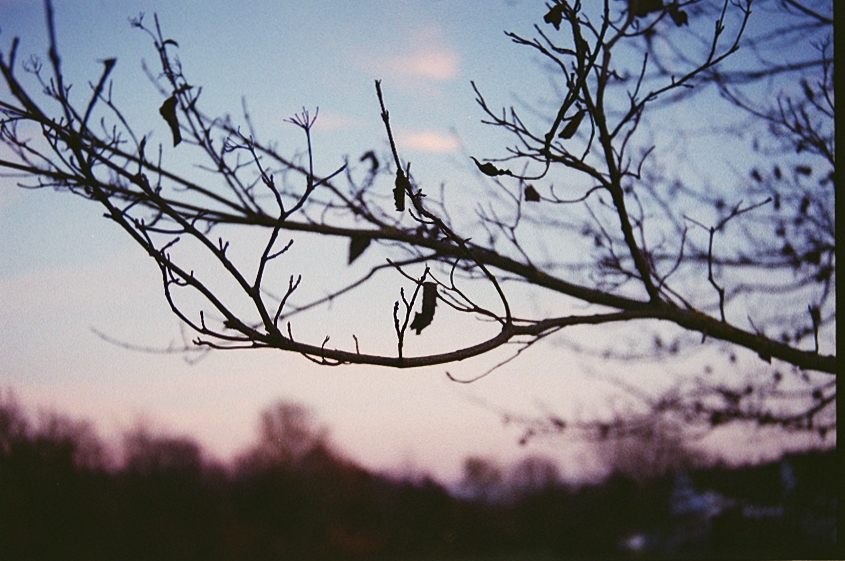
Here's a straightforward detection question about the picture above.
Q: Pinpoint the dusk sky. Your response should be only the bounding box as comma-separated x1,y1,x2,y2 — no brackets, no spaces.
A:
0,0,831,483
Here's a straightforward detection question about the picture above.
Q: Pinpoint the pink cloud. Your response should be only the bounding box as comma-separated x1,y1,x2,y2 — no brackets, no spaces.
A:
356,25,460,87
398,130,460,153
311,111,358,132
403,49,460,81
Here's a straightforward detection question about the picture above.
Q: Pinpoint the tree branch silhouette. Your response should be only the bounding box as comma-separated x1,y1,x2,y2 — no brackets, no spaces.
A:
0,1,835,436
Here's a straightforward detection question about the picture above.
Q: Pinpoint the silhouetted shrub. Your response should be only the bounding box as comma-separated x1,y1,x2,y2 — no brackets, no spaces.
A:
0,394,835,560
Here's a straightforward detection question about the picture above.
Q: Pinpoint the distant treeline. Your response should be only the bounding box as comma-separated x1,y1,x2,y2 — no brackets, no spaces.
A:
0,393,836,560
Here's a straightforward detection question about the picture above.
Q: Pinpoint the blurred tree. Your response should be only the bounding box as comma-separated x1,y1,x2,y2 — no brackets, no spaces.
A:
0,393,116,560
508,455,560,495
122,425,204,477
0,394,836,558
236,401,330,473
459,456,505,502
591,417,708,482
0,391,29,458
0,1,834,439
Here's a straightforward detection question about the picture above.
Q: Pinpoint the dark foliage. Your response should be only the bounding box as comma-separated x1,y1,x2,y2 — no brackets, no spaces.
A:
0,396,836,560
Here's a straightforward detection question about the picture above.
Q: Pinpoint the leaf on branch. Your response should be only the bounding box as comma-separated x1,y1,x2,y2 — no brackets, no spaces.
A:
409,282,437,335
629,0,664,17
174,83,194,96
525,185,541,202
558,109,585,139
801,79,815,102
799,196,810,214
543,4,566,30
359,150,379,173
471,157,513,177
348,235,371,265
667,2,688,26
100,57,116,73
159,95,181,146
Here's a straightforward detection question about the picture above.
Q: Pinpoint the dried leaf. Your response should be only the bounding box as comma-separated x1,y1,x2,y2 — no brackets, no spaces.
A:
630,0,664,17
543,4,566,30
471,157,512,177
801,79,815,101
525,185,541,202
159,95,181,146
348,236,371,264
410,282,437,335
558,110,584,139
667,2,688,26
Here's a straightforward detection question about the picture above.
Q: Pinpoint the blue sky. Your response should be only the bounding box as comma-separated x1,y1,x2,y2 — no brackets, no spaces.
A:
0,0,599,483
0,0,831,482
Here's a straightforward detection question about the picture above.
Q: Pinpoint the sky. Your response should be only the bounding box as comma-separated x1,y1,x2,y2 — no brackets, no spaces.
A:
0,0,832,483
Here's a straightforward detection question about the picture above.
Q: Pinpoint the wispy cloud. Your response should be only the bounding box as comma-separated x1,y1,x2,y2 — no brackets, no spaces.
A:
356,25,460,89
311,110,358,132
399,48,459,82
398,130,460,153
